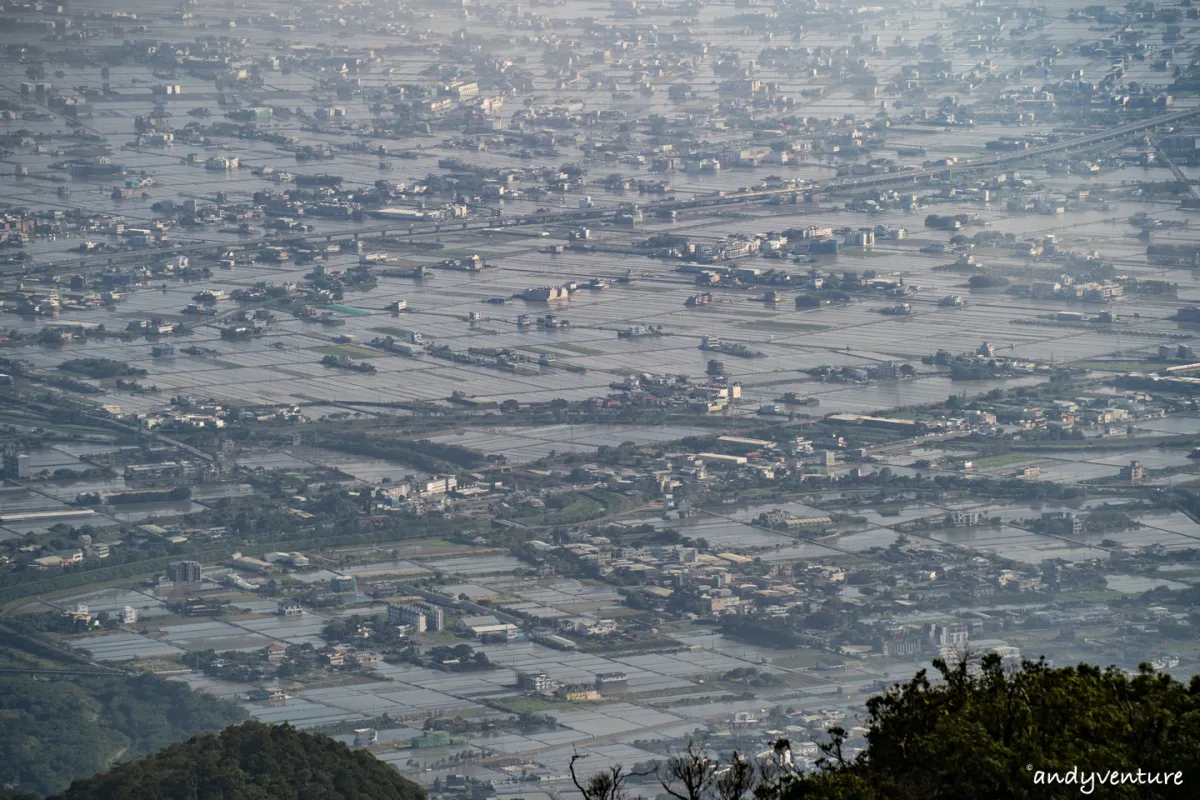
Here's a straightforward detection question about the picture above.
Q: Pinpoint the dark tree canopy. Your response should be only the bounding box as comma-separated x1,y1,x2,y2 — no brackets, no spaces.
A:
788,656,1200,799
967,274,1010,289
51,721,427,800
0,673,247,797
572,658,1200,800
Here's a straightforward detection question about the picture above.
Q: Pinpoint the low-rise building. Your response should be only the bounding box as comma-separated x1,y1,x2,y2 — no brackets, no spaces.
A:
457,614,518,641
556,684,602,702
231,552,276,574
278,600,304,617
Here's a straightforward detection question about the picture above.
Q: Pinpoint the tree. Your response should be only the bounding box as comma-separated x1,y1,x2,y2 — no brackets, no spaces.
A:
569,752,640,800
570,658,1200,800
659,740,717,800
786,655,1200,798
967,275,1009,290
794,294,823,309
52,721,426,800
0,672,247,797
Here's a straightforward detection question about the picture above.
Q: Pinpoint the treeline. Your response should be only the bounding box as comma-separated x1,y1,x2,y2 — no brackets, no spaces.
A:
1148,244,1200,267
949,361,1000,380
794,290,851,308
57,359,146,379
0,673,247,797
924,213,973,230
321,433,486,473
1148,244,1200,257
966,274,1009,289
294,173,343,186
641,233,690,250
719,617,806,649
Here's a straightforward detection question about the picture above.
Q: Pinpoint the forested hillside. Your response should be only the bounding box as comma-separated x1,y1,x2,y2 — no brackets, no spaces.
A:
49,721,427,800
0,673,247,797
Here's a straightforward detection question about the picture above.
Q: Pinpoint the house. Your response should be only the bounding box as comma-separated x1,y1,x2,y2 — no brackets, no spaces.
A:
278,600,304,617
556,684,602,702
323,645,351,667
1119,460,1145,483
518,671,555,693
584,618,617,636
354,652,381,669
594,672,628,692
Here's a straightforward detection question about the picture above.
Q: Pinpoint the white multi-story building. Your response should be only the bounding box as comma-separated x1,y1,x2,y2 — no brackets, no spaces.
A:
387,602,445,633
418,475,457,497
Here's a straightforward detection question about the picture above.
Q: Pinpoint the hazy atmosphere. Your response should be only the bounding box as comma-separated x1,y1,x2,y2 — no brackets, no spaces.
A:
2,0,1200,797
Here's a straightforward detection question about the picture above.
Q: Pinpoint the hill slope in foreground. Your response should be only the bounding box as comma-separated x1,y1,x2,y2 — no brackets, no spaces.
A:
45,721,426,800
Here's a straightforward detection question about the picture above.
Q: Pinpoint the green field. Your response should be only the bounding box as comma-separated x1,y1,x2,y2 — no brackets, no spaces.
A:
323,304,373,316
744,320,831,333
489,695,601,713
